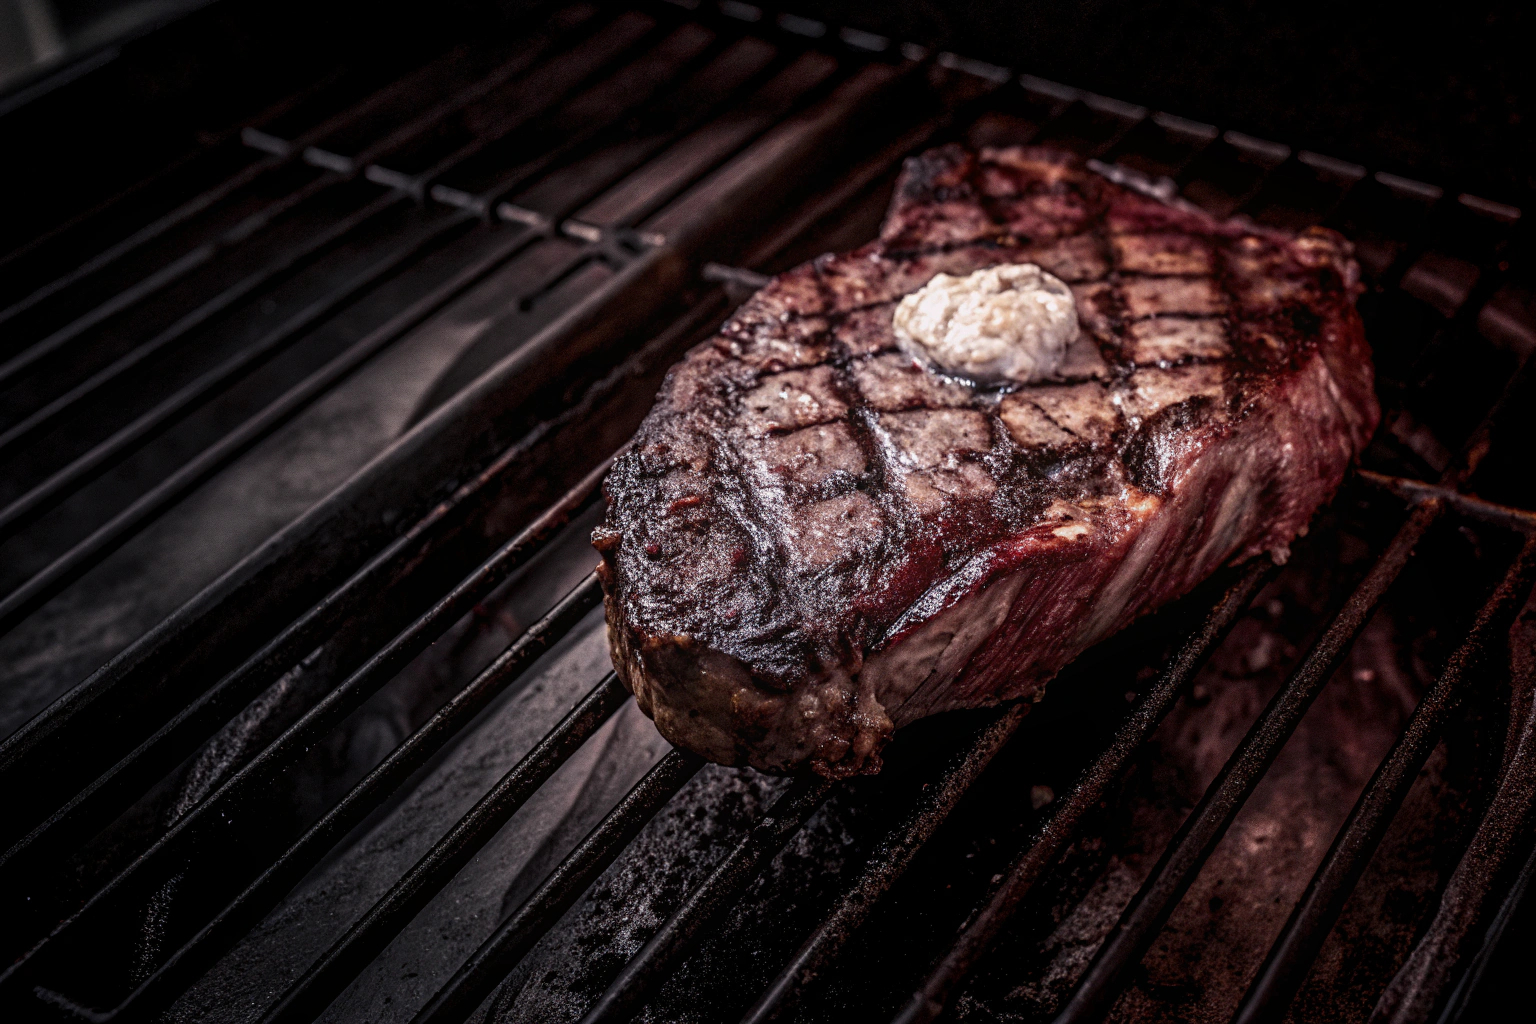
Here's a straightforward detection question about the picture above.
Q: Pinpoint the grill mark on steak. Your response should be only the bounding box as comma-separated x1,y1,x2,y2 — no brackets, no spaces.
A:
597,145,1377,776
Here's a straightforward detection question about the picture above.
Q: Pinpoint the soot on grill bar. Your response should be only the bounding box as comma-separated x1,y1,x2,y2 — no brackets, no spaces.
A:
1,2,1532,1024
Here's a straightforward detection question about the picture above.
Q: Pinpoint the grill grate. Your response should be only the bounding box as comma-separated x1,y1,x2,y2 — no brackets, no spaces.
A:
2,2,1535,1023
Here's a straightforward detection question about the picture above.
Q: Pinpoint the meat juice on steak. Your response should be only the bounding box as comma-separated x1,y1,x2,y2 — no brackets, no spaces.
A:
593,145,1379,777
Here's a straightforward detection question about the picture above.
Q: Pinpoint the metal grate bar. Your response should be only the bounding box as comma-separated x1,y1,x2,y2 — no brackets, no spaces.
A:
1379,195,1522,332
1230,534,1536,1024
743,703,1031,1024
0,6,639,392
1325,174,1442,285
1241,151,1364,231
1437,349,1536,491
273,9,585,167
0,188,410,459
1371,634,1536,1021
0,207,470,541
1101,110,1217,182
0,53,913,818
0,20,770,563
0,140,257,328
1432,828,1536,1023
562,47,838,230
888,558,1276,1024
323,10,660,179
0,228,235,389
359,19,728,211
1043,336,1536,1022
0,448,611,887
0,62,350,279
1030,95,1144,158
0,220,542,640
99,582,608,1023
250,673,633,1024
455,36,795,230
575,773,834,1024
733,92,972,270
0,3,590,296
410,749,707,1024
0,564,604,998
1359,471,1536,534
406,29,799,242
0,15,789,636
1174,133,1289,219
1047,500,1442,1024
0,19,530,332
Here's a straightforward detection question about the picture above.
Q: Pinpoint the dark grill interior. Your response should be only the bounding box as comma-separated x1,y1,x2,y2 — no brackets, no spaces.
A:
2,2,1535,1022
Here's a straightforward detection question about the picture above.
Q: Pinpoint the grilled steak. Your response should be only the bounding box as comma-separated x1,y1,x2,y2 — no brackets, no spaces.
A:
593,145,1378,777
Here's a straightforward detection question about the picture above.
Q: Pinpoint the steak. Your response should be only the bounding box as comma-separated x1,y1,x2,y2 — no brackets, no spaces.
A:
593,145,1378,777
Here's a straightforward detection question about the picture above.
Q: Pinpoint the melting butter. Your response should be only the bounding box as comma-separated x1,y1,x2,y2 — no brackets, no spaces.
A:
892,263,1079,385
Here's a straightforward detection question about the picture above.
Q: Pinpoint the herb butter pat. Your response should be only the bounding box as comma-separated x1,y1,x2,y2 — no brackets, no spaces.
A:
891,263,1079,385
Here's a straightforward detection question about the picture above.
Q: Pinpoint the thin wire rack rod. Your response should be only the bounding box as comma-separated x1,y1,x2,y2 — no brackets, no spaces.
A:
743,703,1029,1024
101,583,610,1022
0,219,539,638
255,674,634,1024
0,557,601,1000
0,3,575,329
577,773,835,1024
1230,534,1536,1024
1046,500,1441,1024
0,4,608,390
409,749,707,1024
0,209,471,541
1043,329,1535,1023
888,558,1275,1024
0,188,407,459
0,449,614,880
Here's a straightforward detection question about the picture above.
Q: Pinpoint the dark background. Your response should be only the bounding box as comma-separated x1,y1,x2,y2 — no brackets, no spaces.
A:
2,0,1532,202
816,0,1533,202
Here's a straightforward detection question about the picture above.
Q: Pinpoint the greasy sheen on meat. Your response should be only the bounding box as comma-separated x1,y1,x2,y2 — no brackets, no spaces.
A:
593,145,1378,777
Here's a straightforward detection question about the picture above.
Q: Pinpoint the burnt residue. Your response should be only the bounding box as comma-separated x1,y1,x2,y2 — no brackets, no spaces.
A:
487,765,787,1023
486,764,880,1024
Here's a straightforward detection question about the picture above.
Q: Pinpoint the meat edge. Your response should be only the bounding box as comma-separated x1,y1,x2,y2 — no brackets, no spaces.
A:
604,311,1375,778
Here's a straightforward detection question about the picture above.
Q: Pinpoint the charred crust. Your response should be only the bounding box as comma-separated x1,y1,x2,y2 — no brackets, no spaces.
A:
1121,396,1220,494
595,144,1376,776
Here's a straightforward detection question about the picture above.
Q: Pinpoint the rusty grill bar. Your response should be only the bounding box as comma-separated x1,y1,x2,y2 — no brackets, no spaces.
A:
2,2,1534,1023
